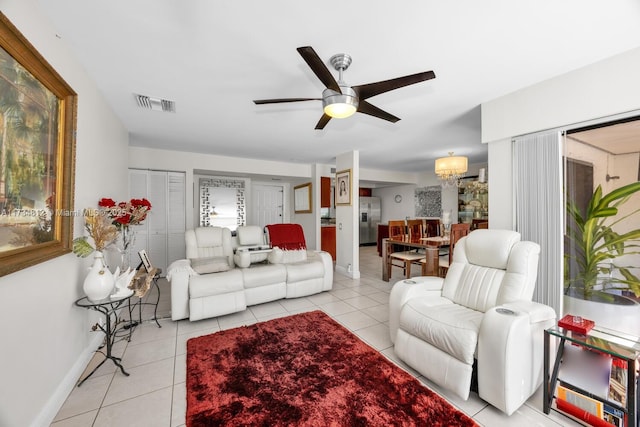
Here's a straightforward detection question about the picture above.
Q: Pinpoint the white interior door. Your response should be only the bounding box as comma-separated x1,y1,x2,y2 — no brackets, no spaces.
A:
251,185,283,229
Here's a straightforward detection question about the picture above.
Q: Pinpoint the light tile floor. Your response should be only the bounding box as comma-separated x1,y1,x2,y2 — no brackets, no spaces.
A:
51,246,581,427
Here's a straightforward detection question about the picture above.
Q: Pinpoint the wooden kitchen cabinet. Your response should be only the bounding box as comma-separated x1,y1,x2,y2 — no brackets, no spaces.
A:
321,226,336,260
359,187,372,197
321,176,331,208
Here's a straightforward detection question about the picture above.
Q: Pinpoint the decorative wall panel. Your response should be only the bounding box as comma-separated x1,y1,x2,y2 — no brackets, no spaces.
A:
414,186,442,217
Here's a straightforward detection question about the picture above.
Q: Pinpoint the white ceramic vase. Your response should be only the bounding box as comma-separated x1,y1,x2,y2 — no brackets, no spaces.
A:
83,251,115,302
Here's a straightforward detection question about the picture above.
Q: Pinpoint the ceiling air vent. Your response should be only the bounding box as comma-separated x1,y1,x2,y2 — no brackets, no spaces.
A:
134,94,176,113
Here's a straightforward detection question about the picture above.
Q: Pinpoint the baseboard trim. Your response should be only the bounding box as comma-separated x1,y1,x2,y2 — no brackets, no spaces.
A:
335,265,361,279
31,333,103,427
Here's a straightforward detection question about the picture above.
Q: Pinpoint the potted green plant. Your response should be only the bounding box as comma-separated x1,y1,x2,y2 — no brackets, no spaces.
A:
565,181,640,300
564,181,640,336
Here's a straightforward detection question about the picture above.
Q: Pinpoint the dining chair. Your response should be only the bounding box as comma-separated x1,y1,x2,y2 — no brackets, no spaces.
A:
388,220,406,241
406,219,424,242
423,219,440,238
472,219,488,230
438,222,471,277
388,220,424,279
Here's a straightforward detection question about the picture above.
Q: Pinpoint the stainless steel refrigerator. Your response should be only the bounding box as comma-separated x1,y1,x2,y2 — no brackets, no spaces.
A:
359,196,381,245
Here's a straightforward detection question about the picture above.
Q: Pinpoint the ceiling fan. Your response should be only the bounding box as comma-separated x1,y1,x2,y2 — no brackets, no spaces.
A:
253,46,436,130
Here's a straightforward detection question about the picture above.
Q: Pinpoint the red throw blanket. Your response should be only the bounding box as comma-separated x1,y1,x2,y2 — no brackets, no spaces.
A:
266,223,307,250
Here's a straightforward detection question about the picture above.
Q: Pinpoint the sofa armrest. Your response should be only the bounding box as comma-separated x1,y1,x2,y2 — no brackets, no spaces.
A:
389,277,444,343
167,259,193,321
309,250,333,291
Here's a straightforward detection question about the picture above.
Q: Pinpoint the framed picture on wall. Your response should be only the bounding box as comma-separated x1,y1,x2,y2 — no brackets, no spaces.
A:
293,182,312,213
0,13,77,277
335,169,352,206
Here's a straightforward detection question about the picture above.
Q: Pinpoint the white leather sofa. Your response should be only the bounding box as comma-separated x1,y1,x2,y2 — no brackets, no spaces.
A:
168,226,333,321
389,229,556,415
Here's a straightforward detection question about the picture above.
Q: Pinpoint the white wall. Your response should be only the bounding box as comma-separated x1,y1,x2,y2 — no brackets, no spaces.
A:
360,167,417,185
487,139,514,230
482,47,640,145
335,151,359,278
373,184,415,223
482,47,640,228
0,2,130,426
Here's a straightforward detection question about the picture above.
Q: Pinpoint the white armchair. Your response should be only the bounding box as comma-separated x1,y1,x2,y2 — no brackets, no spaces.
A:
389,229,556,415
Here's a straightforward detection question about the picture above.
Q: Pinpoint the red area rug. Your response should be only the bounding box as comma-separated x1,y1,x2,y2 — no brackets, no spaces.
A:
186,310,477,426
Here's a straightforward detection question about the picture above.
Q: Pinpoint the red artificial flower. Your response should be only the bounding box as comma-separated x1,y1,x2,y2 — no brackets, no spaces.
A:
114,214,132,225
99,197,152,227
98,198,116,208
131,198,148,208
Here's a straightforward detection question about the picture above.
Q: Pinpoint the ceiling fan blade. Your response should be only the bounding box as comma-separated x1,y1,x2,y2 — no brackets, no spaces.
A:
352,71,436,100
297,46,342,93
315,114,332,130
253,98,321,105
357,101,400,123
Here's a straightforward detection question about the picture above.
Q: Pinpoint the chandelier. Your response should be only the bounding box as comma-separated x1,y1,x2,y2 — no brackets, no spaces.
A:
435,152,468,187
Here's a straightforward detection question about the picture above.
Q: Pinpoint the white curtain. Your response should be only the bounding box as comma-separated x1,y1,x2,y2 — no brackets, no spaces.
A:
513,132,564,316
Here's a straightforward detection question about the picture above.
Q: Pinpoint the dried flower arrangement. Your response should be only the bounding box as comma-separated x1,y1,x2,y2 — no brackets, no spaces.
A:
72,209,119,257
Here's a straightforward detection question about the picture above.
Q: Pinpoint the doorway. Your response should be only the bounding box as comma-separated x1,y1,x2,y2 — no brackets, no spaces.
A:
251,184,284,229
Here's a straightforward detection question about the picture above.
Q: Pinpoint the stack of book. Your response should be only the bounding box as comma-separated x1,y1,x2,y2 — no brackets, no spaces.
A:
555,344,630,426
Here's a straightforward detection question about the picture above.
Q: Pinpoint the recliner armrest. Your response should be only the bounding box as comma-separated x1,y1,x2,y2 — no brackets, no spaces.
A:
478,302,556,415
499,301,557,325
389,277,445,343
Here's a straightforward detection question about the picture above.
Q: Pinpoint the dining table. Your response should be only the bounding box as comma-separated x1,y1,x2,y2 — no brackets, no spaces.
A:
421,235,450,247
381,235,443,282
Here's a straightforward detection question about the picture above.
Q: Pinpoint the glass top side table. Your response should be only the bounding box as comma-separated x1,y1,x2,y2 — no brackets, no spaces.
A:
544,325,640,427
75,293,132,386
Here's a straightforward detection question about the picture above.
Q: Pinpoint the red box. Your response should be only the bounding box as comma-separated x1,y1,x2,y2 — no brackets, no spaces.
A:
558,314,595,334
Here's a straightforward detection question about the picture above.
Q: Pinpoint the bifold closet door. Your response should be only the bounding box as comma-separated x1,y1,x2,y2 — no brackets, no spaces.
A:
167,172,186,266
128,169,186,275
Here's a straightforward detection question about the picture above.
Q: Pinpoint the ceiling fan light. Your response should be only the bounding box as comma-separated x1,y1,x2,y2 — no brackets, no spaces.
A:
322,87,358,119
324,102,357,118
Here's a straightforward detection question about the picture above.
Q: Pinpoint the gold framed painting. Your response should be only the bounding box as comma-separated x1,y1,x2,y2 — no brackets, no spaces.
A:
335,169,352,206
0,13,77,277
294,182,312,213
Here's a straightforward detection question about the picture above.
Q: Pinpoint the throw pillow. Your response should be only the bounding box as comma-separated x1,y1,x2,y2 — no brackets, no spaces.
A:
190,256,230,274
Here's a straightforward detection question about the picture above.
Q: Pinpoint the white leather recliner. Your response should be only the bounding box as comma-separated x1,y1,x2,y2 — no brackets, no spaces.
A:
180,227,246,321
389,229,556,415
